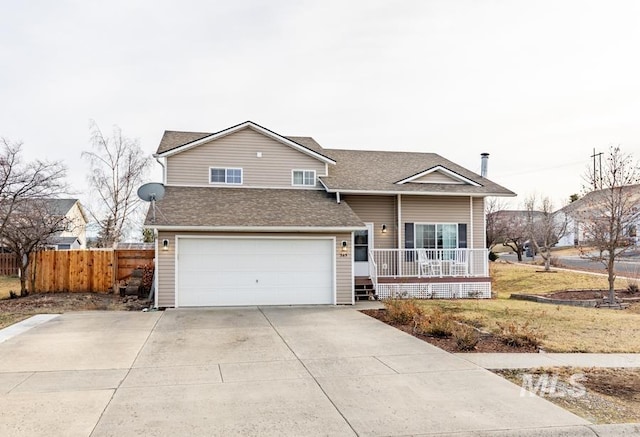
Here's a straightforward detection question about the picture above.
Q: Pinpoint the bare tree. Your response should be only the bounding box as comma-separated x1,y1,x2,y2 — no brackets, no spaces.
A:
0,138,68,296
524,194,568,272
485,197,509,248
487,209,528,261
0,139,67,234
577,146,640,304
82,121,151,246
1,200,72,296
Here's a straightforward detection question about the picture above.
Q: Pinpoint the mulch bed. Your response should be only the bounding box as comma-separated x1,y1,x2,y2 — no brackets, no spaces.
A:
0,292,149,313
360,308,538,353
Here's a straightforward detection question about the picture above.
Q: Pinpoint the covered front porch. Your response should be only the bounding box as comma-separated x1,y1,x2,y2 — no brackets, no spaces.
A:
363,248,491,299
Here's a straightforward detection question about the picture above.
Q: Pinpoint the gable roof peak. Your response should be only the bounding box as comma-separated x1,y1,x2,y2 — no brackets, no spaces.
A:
155,121,336,165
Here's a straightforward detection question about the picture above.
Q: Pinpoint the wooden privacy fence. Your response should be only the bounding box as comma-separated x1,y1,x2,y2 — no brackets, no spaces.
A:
30,249,155,293
0,253,19,276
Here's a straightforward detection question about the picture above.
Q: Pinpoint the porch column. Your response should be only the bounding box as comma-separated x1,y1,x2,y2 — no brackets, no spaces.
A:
397,194,402,276
469,196,474,249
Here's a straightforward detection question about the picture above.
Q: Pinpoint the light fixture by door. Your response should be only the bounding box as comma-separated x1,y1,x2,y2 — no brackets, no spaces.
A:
381,224,387,233
162,239,169,251
341,240,348,252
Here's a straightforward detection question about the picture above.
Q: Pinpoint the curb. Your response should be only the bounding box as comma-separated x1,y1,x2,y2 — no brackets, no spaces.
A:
429,423,640,436
0,314,59,343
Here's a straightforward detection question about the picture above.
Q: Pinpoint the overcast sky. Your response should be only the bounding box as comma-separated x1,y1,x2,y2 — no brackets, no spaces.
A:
2,0,640,213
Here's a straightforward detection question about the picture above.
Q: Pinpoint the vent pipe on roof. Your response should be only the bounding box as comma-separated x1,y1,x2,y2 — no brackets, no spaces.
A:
480,153,489,178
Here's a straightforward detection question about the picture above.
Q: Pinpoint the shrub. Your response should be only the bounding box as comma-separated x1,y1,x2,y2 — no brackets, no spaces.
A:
627,282,639,294
549,256,564,268
414,307,455,338
496,321,542,348
488,251,498,262
453,325,480,351
383,298,423,325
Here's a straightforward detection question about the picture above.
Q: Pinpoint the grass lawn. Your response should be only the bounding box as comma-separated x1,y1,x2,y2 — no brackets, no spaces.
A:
414,263,640,353
491,262,630,297
0,275,21,299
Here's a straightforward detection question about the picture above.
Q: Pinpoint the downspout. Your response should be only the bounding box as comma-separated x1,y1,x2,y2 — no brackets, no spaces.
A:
336,192,341,204
154,155,166,184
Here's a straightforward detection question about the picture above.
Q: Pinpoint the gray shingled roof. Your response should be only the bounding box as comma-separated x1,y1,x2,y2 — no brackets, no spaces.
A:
19,198,84,219
49,236,80,246
145,186,365,229
156,125,329,158
319,149,514,196
154,125,515,197
559,184,640,215
157,131,212,154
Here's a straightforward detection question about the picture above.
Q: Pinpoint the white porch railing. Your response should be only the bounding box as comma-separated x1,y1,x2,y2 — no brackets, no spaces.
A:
369,248,489,279
368,254,378,291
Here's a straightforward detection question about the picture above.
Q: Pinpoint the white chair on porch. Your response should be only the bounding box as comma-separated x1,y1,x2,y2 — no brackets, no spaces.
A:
450,250,468,276
417,249,441,277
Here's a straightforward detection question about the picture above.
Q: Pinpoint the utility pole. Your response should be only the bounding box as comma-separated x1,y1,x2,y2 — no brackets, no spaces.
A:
591,148,603,189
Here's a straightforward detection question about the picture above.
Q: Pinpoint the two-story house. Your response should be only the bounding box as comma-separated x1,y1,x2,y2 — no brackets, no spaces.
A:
145,121,514,308
49,199,88,249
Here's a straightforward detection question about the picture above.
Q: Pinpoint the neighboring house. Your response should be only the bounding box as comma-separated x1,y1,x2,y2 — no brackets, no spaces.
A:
41,199,88,250
556,185,640,247
145,121,515,308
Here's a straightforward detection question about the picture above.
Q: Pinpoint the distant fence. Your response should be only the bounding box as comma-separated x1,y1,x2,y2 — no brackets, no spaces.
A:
30,249,155,293
0,253,19,276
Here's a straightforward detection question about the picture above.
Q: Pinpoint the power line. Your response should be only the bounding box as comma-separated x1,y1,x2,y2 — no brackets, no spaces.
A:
591,148,603,190
495,159,585,178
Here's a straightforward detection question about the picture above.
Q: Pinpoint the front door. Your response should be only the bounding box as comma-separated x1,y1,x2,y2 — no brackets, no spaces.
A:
354,223,374,276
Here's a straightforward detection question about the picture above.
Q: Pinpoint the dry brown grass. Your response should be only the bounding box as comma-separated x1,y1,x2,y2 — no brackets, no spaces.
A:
491,262,629,298
415,263,640,353
0,276,21,299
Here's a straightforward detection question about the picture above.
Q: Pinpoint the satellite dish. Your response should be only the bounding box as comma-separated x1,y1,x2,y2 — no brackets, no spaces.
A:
137,183,165,202
137,183,165,223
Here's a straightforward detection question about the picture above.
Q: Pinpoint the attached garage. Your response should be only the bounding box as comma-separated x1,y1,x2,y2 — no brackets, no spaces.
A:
176,237,335,307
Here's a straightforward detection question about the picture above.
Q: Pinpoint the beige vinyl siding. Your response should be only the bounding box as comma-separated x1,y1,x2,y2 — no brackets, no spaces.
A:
473,197,486,249
157,230,176,308
411,171,464,184
60,202,87,248
402,195,470,225
156,231,353,307
334,232,353,304
342,195,396,249
400,195,472,248
166,128,326,188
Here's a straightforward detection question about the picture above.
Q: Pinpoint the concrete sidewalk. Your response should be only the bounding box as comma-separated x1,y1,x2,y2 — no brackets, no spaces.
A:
0,308,636,436
457,353,640,369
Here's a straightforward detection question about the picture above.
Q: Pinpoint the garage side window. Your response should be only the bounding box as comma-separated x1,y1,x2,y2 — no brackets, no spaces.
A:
210,167,243,184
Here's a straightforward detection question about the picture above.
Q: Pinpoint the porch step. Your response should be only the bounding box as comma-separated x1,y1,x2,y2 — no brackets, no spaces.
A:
354,276,377,301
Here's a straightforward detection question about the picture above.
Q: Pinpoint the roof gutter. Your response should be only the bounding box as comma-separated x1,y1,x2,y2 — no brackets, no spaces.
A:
144,225,367,232
319,188,516,197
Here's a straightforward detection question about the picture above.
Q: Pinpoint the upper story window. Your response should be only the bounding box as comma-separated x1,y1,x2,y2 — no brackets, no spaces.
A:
210,167,243,185
292,170,316,187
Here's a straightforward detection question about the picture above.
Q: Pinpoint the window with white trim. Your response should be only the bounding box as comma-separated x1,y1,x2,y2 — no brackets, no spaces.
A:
210,167,242,184
415,223,458,249
292,170,316,186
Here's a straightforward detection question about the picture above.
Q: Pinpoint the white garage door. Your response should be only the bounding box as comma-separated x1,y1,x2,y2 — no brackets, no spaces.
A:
177,238,334,307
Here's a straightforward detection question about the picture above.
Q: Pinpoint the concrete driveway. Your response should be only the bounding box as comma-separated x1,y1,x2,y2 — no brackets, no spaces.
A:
0,306,591,436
